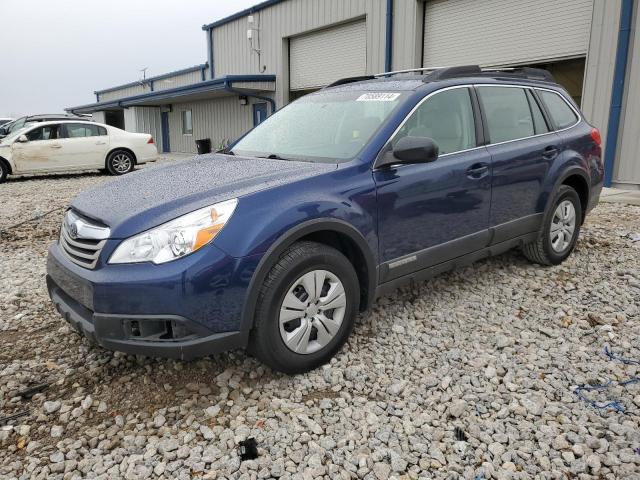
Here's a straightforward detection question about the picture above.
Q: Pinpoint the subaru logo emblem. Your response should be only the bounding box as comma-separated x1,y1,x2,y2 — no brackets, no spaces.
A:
69,222,79,239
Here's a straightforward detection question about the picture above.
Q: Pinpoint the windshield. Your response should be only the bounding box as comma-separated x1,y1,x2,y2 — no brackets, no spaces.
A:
0,126,29,144
231,91,407,163
2,116,26,134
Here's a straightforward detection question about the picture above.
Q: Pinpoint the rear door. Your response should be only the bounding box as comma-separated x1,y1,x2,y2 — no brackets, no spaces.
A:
374,86,492,282
477,85,559,241
58,123,110,168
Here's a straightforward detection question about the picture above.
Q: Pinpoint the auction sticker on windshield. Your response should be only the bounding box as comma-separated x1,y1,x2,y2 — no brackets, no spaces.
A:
356,93,401,102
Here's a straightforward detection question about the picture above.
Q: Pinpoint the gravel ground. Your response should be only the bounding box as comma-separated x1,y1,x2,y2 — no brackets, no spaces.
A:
1,162,639,479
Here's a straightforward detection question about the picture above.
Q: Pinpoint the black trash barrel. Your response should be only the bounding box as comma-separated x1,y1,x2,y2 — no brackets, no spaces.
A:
196,138,211,154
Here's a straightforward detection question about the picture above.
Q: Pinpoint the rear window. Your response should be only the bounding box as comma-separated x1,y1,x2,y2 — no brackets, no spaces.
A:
63,123,104,138
538,90,579,129
478,86,535,143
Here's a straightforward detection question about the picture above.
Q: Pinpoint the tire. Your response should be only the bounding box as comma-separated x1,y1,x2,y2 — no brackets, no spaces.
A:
249,241,360,374
522,185,582,266
106,150,135,175
0,160,7,183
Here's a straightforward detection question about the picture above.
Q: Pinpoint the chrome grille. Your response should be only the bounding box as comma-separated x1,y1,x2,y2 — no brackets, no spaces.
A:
59,210,110,269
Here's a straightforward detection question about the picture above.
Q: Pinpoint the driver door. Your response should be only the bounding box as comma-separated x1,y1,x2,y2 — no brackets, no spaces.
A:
12,124,66,172
373,86,493,282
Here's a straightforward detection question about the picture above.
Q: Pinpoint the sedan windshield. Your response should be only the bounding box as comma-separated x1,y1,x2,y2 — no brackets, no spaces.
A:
231,91,406,163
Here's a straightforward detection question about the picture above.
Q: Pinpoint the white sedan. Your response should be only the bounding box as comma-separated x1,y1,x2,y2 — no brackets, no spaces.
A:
0,120,158,182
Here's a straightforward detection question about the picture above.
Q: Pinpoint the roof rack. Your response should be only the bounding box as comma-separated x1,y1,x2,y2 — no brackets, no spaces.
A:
326,65,555,90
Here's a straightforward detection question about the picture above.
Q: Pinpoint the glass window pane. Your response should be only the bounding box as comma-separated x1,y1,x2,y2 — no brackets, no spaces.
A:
182,110,193,135
526,90,549,135
392,88,476,155
478,87,535,143
26,125,57,141
538,90,578,129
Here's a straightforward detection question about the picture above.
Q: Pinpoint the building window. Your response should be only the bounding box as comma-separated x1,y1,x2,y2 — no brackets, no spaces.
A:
182,110,193,135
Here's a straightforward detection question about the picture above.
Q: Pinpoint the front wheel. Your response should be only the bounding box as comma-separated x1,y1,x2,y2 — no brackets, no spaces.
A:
522,185,582,265
0,161,7,183
249,241,360,374
106,150,135,175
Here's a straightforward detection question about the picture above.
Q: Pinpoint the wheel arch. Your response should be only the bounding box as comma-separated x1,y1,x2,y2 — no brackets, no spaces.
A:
239,219,377,336
543,166,590,224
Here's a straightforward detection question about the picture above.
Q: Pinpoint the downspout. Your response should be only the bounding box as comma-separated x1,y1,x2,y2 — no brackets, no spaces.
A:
207,28,215,79
603,0,634,187
385,0,394,72
224,80,276,115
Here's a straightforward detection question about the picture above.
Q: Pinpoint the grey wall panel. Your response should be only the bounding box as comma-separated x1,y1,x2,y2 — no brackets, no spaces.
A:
100,84,149,102
423,0,594,67
582,0,621,156
153,70,203,91
392,0,424,71
134,107,163,148
167,97,254,154
123,108,138,132
92,111,106,124
211,0,389,107
614,1,640,185
289,20,366,90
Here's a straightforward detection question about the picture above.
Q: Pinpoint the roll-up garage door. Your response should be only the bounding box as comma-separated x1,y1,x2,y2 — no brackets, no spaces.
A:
290,20,366,91
423,0,594,67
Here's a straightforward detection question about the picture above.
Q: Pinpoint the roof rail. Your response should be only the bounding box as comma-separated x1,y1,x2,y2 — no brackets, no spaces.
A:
325,75,376,88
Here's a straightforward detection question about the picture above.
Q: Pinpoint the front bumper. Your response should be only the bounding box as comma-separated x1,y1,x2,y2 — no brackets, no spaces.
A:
46,240,259,360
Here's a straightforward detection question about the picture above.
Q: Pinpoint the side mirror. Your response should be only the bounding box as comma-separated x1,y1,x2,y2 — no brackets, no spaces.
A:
392,136,439,164
16,134,28,143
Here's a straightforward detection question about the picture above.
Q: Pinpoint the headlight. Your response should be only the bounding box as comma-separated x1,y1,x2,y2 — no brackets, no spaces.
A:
109,199,238,264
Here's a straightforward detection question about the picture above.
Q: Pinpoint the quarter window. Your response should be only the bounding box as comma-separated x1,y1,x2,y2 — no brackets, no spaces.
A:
526,90,549,135
393,87,476,155
182,110,193,135
478,86,536,144
538,90,578,129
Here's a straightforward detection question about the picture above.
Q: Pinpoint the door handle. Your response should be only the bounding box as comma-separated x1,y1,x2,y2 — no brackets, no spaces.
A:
466,163,489,179
543,146,559,159
50,144,62,149
95,141,107,145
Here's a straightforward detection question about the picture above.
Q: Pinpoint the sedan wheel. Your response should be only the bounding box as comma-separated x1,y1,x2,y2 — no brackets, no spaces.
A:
107,150,134,175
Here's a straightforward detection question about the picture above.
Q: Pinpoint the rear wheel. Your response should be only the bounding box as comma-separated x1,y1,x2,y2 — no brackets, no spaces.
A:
522,185,582,265
106,150,135,175
249,241,359,373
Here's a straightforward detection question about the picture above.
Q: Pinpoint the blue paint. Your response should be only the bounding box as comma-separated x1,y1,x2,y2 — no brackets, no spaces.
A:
385,0,394,72
160,111,170,153
49,75,602,359
253,103,268,126
603,0,634,187
224,81,277,116
69,75,276,114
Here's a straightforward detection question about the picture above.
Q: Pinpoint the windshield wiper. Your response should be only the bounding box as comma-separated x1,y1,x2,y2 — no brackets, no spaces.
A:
257,153,290,161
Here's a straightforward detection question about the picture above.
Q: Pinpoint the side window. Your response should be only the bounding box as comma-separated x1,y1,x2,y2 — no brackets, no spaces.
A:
98,126,107,136
25,125,58,141
526,90,549,135
478,86,535,143
538,90,578,129
182,110,193,135
63,123,101,138
393,88,476,155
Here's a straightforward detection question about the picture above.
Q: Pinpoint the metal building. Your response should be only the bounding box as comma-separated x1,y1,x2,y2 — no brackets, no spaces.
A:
68,0,639,189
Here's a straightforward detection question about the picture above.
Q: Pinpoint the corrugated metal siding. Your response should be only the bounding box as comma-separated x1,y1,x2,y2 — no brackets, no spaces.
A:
423,0,594,67
99,84,149,102
153,70,203,91
290,20,366,90
582,0,621,156
167,97,255,153
134,107,163,148
211,0,388,106
123,108,138,132
392,0,424,71
615,1,640,185
92,112,106,124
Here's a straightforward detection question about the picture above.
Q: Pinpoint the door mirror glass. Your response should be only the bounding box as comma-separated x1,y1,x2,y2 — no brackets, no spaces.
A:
17,134,28,143
392,136,439,164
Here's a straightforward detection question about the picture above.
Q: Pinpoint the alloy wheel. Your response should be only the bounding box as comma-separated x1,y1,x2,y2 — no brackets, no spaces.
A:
112,153,132,173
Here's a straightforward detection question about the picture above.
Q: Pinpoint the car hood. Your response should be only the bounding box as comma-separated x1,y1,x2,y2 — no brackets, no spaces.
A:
71,153,336,238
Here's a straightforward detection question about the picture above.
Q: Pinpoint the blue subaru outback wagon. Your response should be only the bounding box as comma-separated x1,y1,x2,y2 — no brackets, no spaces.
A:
47,66,603,373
